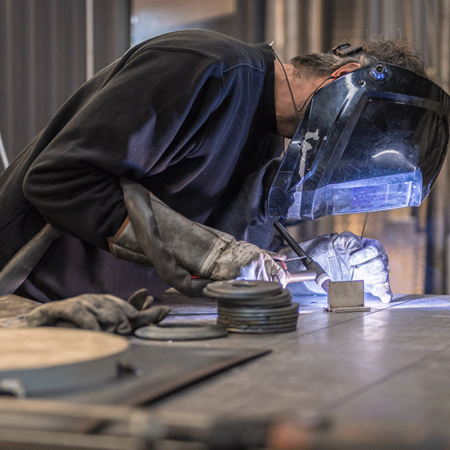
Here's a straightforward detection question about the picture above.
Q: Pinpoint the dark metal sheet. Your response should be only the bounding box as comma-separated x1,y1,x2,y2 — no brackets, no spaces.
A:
50,343,271,407
55,342,271,434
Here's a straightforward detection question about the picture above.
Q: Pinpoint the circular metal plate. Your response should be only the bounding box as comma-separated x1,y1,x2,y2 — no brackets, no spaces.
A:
218,317,298,328
218,313,298,324
218,314,299,325
135,323,228,341
203,280,282,299
217,302,299,334
0,328,129,395
223,318,297,329
217,289,292,308
224,324,298,334
218,302,299,318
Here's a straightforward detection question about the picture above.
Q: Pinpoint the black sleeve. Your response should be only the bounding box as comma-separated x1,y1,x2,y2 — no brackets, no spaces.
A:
22,48,224,250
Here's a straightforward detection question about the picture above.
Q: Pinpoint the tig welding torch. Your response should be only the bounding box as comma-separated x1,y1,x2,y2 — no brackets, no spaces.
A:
274,221,330,292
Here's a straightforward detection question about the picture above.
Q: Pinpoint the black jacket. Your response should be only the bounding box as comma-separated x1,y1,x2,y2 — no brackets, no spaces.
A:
0,30,282,301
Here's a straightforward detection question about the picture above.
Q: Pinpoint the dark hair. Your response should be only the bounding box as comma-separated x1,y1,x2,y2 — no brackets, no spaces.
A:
290,37,428,79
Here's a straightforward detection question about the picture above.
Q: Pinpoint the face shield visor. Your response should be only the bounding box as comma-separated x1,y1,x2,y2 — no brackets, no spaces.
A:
268,63,450,220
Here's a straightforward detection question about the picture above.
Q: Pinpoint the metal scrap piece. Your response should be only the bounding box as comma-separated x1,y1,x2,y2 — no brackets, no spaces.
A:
324,281,371,313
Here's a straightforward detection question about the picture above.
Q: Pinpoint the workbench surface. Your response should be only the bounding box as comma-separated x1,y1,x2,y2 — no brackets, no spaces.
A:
144,292,450,439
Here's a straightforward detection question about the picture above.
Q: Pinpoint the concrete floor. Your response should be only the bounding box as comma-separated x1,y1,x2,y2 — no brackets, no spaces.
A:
145,291,450,444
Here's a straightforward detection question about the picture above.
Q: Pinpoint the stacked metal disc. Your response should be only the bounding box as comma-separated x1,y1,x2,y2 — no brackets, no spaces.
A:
203,280,299,334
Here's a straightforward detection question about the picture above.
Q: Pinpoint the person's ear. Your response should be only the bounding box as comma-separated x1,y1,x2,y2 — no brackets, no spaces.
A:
331,62,361,79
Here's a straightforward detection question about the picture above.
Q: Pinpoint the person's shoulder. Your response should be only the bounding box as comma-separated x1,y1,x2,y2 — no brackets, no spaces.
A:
133,30,270,70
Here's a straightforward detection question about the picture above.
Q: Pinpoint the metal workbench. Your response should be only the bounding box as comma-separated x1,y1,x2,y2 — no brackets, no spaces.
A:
1,291,450,448
149,291,450,437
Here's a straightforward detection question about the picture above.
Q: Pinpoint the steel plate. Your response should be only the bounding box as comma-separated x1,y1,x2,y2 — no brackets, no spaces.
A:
217,290,292,308
203,280,282,299
218,302,299,318
135,323,228,341
224,324,298,334
218,319,298,328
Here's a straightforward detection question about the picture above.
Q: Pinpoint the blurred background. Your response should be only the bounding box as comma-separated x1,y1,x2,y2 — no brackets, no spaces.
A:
0,0,449,296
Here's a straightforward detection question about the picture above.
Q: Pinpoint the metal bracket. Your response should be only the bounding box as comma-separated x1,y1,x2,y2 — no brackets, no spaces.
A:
324,281,371,313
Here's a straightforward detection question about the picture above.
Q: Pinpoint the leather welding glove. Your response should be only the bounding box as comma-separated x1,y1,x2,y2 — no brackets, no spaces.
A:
0,289,170,334
212,241,287,287
278,231,393,303
108,178,287,292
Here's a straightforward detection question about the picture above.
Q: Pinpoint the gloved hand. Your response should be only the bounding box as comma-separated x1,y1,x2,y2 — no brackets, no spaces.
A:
211,241,287,287
110,178,287,292
279,232,393,303
0,289,170,334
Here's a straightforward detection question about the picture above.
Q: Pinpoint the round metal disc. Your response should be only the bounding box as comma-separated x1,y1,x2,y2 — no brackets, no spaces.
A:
0,328,129,395
218,302,299,318
218,317,297,326
225,324,298,334
218,302,298,334
135,323,228,341
218,316,298,327
218,313,299,324
203,280,282,299
223,319,298,330
218,312,298,325
217,290,292,308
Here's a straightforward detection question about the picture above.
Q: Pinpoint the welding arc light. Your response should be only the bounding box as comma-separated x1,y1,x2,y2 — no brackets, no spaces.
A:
371,65,388,81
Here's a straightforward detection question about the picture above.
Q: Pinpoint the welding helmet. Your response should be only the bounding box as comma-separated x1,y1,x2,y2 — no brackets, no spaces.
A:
268,63,450,220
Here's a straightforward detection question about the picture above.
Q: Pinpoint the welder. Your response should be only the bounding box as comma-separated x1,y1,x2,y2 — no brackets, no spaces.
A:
0,30,448,333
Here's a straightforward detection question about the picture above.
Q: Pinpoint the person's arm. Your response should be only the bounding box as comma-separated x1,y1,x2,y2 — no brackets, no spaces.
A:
22,48,224,250
109,178,287,296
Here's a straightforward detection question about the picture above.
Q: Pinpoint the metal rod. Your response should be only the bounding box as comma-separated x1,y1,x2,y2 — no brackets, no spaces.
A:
274,221,330,292
0,131,9,170
274,221,312,263
86,0,94,81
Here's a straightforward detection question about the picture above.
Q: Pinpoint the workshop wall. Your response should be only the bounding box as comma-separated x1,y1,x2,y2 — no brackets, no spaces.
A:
131,0,265,45
0,0,130,166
